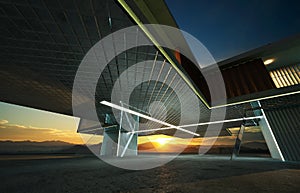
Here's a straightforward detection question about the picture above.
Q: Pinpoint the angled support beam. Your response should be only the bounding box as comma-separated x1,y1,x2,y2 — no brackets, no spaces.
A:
120,133,135,157
100,101,200,136
251,101,285,161
115,102,139,157
116,106,124,157
132,116,263,134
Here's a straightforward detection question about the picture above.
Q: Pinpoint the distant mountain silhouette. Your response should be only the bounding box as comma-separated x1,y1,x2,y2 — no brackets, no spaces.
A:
139,142,189,153
138,141,270,154
0,140,92,154
0,140,269,155
58,145,93,154
241,141,268,150
138,142,233,154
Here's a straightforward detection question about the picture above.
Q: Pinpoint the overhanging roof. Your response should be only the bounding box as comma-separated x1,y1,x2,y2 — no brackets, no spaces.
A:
1,0,299,137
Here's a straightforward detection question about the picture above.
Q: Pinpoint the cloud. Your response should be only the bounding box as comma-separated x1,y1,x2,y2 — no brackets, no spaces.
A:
0,120,8,124
0,120,83,144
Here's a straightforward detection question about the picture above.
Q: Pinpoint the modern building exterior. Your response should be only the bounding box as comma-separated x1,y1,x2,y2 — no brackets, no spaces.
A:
1,0,299,161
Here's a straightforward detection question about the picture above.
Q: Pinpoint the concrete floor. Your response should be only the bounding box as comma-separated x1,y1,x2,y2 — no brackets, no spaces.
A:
1,155,300,193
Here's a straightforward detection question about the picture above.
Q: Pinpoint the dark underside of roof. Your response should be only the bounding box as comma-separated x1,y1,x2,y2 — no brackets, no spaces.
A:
1,0,299,137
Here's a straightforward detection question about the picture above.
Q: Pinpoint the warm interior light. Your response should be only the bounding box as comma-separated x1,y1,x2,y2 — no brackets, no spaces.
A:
264,58,275,65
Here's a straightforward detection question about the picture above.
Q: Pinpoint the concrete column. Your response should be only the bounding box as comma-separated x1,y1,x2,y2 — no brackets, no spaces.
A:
100,127,119,156
118,115,139,157
231,124,245,160
100,113,139,157
118,132,138,156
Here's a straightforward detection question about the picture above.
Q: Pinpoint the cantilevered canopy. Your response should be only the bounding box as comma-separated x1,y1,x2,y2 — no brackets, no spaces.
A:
1,0,299,137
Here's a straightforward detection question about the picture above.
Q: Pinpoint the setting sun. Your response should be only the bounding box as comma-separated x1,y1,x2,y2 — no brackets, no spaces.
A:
155,138,171,146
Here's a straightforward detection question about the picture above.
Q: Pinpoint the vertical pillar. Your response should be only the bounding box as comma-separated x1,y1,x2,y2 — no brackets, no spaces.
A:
231,124,245,160
100,112,139,157
100,127,119,156
118,115,139,157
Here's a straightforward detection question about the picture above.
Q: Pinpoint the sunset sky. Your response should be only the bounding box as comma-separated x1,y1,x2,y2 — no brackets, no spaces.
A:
0,101,264,152
0,102,82,144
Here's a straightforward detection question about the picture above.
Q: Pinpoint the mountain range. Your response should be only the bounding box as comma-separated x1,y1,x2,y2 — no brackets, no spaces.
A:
0,140,269,155
138,141,269,154
0,140,91,154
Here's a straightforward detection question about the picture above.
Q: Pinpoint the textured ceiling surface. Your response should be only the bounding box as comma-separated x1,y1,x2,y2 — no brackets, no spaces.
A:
1,0,281,137
0,0,136,114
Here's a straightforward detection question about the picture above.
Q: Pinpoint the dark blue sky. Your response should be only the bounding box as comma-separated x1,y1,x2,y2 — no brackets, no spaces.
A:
165,0,300,61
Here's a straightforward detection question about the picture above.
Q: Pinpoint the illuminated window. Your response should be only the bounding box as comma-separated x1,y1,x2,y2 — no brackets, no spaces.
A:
269,64,300,88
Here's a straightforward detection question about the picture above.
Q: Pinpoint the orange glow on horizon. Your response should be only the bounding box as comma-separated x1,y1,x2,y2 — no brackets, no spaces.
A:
0,119,84,144
138,134,237,153
155,138,171,146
